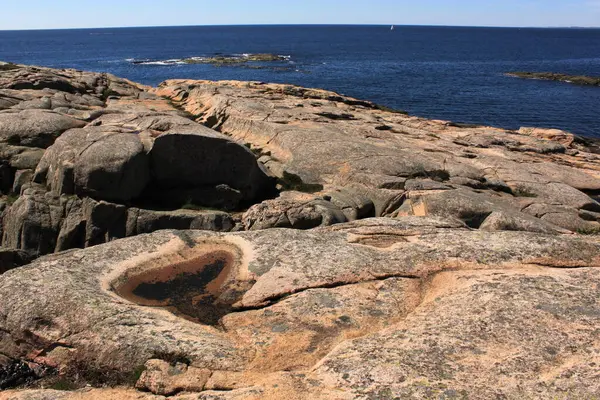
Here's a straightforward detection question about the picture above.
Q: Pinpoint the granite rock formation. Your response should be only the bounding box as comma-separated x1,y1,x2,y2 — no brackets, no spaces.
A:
1,218,600,399
1,63,600,399
156,79,600,234
0,64,273,260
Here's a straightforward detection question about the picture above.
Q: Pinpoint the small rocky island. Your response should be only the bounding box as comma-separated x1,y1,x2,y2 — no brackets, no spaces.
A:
507,71,600,86
1,62,600,399
130,53,290,66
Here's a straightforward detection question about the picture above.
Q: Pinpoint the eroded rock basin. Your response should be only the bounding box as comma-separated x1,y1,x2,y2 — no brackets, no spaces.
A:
111,240,252,326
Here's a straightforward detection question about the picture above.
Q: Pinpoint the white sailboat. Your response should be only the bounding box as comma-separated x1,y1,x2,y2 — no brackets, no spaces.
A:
391,25,395,31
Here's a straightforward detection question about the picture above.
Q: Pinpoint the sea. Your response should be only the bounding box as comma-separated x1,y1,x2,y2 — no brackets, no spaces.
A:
0,25,599,137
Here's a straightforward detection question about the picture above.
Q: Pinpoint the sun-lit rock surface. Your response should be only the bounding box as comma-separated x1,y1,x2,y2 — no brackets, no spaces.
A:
156,79,600,234
1,218,600,398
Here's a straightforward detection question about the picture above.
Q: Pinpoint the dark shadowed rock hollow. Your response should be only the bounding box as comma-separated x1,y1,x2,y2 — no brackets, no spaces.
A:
1,63,600,399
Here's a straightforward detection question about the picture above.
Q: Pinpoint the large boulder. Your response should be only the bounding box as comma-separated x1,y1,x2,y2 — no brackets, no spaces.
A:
0,144,45,171
0,68,89,94
394,187,570,234
34,127,150,202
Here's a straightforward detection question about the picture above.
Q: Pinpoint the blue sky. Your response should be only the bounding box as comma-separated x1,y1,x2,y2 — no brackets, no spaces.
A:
1,0,599,30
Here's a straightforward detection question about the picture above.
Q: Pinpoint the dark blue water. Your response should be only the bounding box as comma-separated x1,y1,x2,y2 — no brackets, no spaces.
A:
1,25,599,137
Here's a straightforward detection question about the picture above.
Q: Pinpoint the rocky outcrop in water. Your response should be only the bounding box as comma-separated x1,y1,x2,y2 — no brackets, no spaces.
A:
1,63,600,399
129,53,290,68
507,71,600,87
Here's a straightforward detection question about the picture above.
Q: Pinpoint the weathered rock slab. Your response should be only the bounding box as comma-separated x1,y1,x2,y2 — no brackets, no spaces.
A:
0,218,598,397
0,110,86,148
310,267,600,399
156,79,600,232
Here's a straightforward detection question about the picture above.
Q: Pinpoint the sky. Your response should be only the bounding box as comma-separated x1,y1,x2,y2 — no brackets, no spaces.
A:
1,0,599,30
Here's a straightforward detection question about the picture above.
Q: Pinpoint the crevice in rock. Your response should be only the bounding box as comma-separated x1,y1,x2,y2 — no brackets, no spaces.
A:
198,388,235,393
581,201,600,213
277,171,324,194
0,360,53,390
35,343,75,357
230,273,421,314
461,211,493,229
526,261,599,269
381,192,407,216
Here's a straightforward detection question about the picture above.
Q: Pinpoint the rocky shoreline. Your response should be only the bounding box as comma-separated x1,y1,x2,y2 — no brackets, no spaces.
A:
507,71,600,87
0,63,600,399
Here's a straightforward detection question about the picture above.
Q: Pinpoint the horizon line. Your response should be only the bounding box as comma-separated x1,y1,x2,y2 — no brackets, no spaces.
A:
1,23,599,32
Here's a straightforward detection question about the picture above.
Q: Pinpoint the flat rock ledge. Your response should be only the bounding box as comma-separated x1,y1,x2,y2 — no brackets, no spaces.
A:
1,217,600,399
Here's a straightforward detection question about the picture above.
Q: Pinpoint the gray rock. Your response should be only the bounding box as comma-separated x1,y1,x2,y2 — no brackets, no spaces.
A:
323,187,375,221
509,181,600,212
0,110,85,148
0,70,85,93
523,202,600,232
243,193,347,230
1,186,63,256
127,208,234,236
83,198,128,247
4,189,236,257
479,210,569,234
34,127,150,202
8,148,45,170
405,179,452,191
541,212,600,233
11,169,33,194
55,196,86,251
74,133,150,202
395,187,567,233
0,247,33,273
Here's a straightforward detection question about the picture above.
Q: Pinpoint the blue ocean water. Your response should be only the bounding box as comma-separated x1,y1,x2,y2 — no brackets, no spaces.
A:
0,25,599,137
